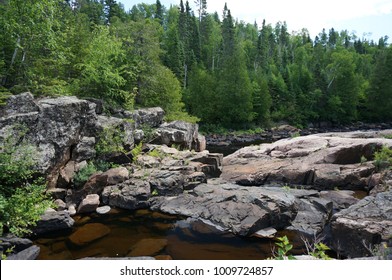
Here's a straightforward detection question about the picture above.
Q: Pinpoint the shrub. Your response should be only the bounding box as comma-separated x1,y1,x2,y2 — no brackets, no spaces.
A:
374,146,392,171
131,142,143,162
73,162,98,188
95,126,125,156
0,182,52,237
273,236,296,260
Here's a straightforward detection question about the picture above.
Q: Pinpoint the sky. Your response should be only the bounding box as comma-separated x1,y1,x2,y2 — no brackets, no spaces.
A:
119,0,392,42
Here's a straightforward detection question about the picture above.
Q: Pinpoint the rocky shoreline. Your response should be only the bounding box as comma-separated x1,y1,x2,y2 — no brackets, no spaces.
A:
1,93,391,260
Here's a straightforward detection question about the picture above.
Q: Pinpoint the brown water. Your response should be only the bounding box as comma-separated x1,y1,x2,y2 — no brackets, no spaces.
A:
33,209,278,260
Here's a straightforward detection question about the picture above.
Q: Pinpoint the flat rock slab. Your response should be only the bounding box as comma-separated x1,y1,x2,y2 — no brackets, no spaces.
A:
222,133,392,190
69,223,111,246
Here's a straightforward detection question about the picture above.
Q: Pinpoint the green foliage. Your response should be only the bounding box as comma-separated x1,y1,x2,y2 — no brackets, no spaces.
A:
0,182,52,237
310,242,332,260
147,149,165,159
73,162,98,188
131,142,143,162
0,126,36,191
383,134,392,140
95,126,126,156
374,146,392,171
273,236,296,260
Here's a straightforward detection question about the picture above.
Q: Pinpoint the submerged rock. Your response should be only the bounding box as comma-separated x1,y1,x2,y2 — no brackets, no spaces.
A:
69,223,111,246
127,239,168,257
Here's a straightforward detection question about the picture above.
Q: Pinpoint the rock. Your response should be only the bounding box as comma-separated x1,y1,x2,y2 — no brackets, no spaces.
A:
251,227,277,239
133,107,165,128
33,210,75,235
57,161,76,189
54,199,67,211
0,236,33,253
102,179,150,210
96,206,111,214
104,167,130,185
320,190,359,210
128,239,168,257
184,172,207,190
149,170,186,196
7,245,40,260
151,182,298,236
222,132,392,190
72,137,96,162
68,205,77,216
0,92,39,117
154,121,199,150
77,194,100,214
190,152,223,178
194,134,207,152
331,191,392,258
287,197,333,237
69,223,111,246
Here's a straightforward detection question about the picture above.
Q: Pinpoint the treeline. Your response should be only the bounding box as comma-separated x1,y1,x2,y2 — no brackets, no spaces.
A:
1,0,391,128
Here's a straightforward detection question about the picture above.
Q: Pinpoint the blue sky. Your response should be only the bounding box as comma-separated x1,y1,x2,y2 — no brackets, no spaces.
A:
119,0,392,42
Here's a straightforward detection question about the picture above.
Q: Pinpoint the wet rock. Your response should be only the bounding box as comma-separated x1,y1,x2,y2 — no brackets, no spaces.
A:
331,191,392,258
33,210,74,235
127,239,168,257
101,179,150,210
77,194,100,214
7,245,40,260
151,183,298,236
69,223,111,246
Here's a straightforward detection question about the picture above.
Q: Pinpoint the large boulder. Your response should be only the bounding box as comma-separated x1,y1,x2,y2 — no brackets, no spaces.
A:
222,132,392,190
331,191,392,258
132,107,165,128
33,210,75,235
154,121,204,151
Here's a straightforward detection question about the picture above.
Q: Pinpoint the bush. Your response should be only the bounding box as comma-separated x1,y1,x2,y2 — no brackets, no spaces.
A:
95,126,125,156
0,182,52,236
73,162,98,188
0,126,36,191
374,146,392,171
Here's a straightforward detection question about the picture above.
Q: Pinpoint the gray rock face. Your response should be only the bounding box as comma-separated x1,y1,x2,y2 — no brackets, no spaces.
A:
151,182,298,236
155,121,202,151
0,236,33,253
102,179,150,210
222,133,392,190
0,92,39,117
133,107,165,128
33,210,75,235
331,191,392,258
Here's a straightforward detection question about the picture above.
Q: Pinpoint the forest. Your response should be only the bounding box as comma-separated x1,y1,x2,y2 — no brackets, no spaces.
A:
1,0,392,130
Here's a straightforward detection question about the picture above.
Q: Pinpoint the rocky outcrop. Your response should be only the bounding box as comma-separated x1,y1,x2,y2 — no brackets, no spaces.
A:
331,191,392,258
151,181,298,236
222,132,392,190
